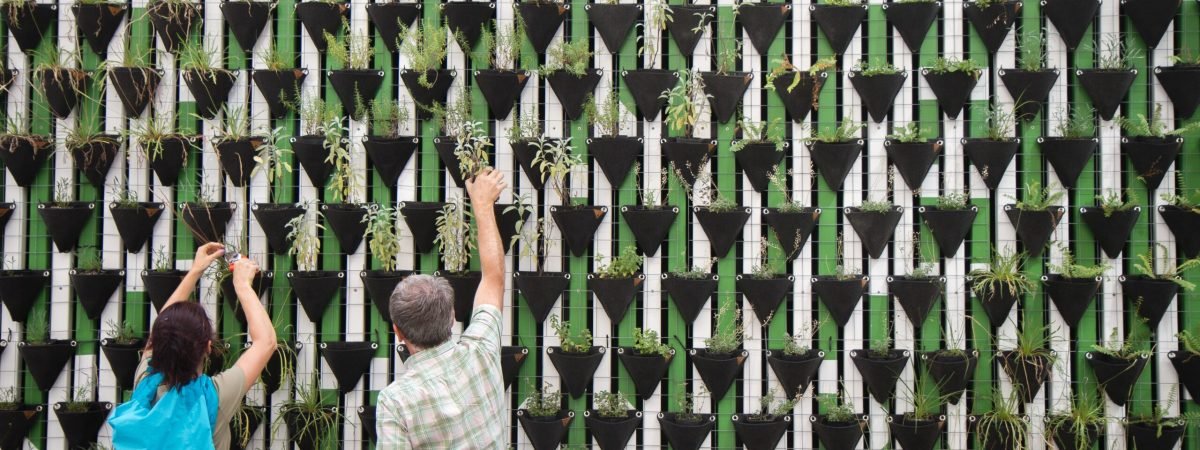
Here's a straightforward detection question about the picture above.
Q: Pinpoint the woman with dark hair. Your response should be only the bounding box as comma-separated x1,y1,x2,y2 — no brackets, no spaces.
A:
109,243,277,450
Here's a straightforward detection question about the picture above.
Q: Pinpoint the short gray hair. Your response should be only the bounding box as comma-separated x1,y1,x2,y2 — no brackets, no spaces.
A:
389,275,455,348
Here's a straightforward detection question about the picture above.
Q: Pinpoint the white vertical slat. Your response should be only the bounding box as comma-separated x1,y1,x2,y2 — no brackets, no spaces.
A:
293,2,322,447
945,0,971,448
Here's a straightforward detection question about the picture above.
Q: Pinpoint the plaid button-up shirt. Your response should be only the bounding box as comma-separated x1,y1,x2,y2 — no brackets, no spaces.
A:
376,305,506,449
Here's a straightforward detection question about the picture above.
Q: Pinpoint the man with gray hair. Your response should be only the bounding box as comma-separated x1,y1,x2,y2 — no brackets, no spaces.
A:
376,169,508,449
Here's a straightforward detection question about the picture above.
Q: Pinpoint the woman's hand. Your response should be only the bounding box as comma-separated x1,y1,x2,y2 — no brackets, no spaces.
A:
232,257,260,289
191,243,225,273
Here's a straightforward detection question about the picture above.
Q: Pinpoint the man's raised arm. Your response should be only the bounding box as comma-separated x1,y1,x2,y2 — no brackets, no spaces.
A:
466,169,508,312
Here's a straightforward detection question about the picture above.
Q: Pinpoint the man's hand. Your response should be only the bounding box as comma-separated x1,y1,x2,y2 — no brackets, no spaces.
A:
191,243,225,274
466,169,506,206
232,257,260,289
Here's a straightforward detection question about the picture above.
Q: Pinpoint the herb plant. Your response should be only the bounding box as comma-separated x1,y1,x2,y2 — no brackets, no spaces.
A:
703,302,745,355
434,198,476,274
969,248,1034,298
550,315,593,354
594,245,642,279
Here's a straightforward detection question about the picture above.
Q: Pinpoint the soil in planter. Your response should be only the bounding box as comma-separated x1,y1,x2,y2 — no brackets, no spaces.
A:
886,140,941,191
1124,136,1181,193
845,206,903,259
659,412,715,450
319,341,377,393
365,135,419,187
0,270,48,322
289,270,344,321
737,274,793,325
662,274,717,324
1044,275,1101,328
517,410,573,450
38,203,96,253
443,1,494,49
1086,351,1148,406
809,141,863,190
147,0,200,53
964,0,1020,54
474,69,529,120
1079,205,1139,258
622,69,678,120
849,72,906,122
664,5,714,55
71,269,125,320
883,1,939,52
545,70,603,120
766,349,824,398
1004,205,1065,257
514,271,570,324
215,137,263,187
330,69,385,119
812,276,867,327
0,135,53,187
1043,0,1098,51
922,69,979,119
550,205,606,257
694,207,751,259
1000,69,1059,121
889,276,943,328
923,350,977,404
295,1,348,51
700,72,753,124
183,69,237,119
220,0,271,53
998,350,1054,403
366,2,419,52
73,3,127,54
587,3,639,51
322,203,368,252
1077,69,1136,120
142,269,186,312
109,202,164,253
252,69,306,119
100,338,145,391
39,69,89,119
733,415,791,450
589,136,641,187
690,349,747,401
251,203,305,255
1039,137,1097,189
812,4,867,55
963,138,1019,190
1155,65,1200,117
588,275,642,324
851,349,910,404
546,346,604,398
621,205,678,256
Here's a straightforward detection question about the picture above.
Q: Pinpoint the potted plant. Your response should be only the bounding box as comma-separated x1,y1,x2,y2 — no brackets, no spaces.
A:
1004,181,1066,256
132,115,193,187
360,204,408,321
1155,49,1200,117
1118,104,1197,192
1000,32,1059,121
621,1,677,119
761,166,820,258
540,137,606,257
812,237,867,327
690,303,748,402
17,310,78,391
1124,0,1178,48
889,376,950,450
883,0,939,52
295,0,347,52
812,0,866,55
69,246,125,320
1170,325,1200,404
318,340,377,393
964,103,1020,190
219,0,271,53
688,170,750,259
766,320,824,399
147,0,201,53
141,247,186,312
542,38,600,120
545,315,603,399
434,197,481,325
583,391,641,450
997,324,1056,404
737,241,794,324
397,21,452,120
179,40,237,119
291,98,341,189
321,122,368,253
1044,247,1109,327
922,344,978,404
0,387,42,450
1160,189,1200,257
516,383,573,450
108,181,164,253
1124,388,1187,449
1077,34,1140,120
700,43,752,124
430,96,490,188
516,0,566,55
178,185,234,244
851,328,910,404
733,390,797,450
509,115,549,190
1045,388,1106,450
442,1,494,50
922,57,982,119
806,119,864,191
365,0,417,53
587,245,643,324
663,3,714,56
54,382,112,450
100,319,144,391
34,46,89,119
660,70,714,187
889,259,944,329
920,193,976,257
277,378,340,450
849,58,906,122
621,167,678,256
66,125,121,188
663,259,718,325
1080,189,1139,258
586,90,642,187
885,122,942,191
286,207,343,321
845,199,903,259
731,117,786,193
252,43,306,119
1086,327,1151,406
363,99,418,187
587,0,640,52
327,27,383,120
473,23,529,119
108,48,161,117
974,388,1027,450
811,392,866,450
0,258,49,322
213,107,264,187
736,1,791,54
230,402,266,450
616,328,673,400
658,387,715,450
38,178,96,253
764,56,834,122
1121,244,1200,328
0,117,52,187
964,0,1019,54
1039,107,1097,189
2,0,54,53
969,248,1032,326
1043,0,1098,51
511,214,569,324
248,126,301,255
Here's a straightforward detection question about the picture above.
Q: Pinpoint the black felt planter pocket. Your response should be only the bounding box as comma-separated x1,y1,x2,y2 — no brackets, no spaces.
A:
179,202,234,244
812,416,866,450
148,0,200,53
501,346,528,390
364,136,418,187
142,269,186,313
963,138,1019,190
182,69,236,119
71,136,121,188
922,69,979,119
621,205,678,256
39,69,89,119
973,283,1022,327
547,346,605,398
443,1,493,49
366,2,420,52
1077,69,1137,120
662,273,717,324
474,69,529,120
1000,69,1059,120
252,68,306,119
849,72,907,122
694,207,751,259
38,203,96,253
883,1,939,52
734,142,785,193
737,3,789,54
811,4,867,55
587,3,639,51
964,0,1020,54
1127,421,1185,449
737,274,793,325
295,1,347,51
361,270,410,322
283,407,337,450
920,205,976,257
889,276,944,328
733,415,791,450
0,135,52,187
73,3,126,54
511,138,548,190
433,137,469,188
517,410,574,450
1155,65,1200,117
110,202,165,253
100,339,144,391
584,411,641,450
70,269,125,320
889,415,944,450
923,350,978,404
812,275,867,327
330,69,385,119
439,271,481,325
1120,275,1178,328
146,136,192,187
1159,204,1200,258
1043,275,1101,328
886,140,941,191
289,271,343,321
763,207,819,259
770,70,826,122
658,413,715,450
1043,0,1098,51
998,350,1055,403
1124,0,1180,48
0,203,12,234
664,5,713,55
700,72,753,124
220,1,271,53
251,203,305,255
220,272,272,325
1124,136,1181,192
319,341,377,393
1004,205,1065,257
545,69,603,120
845,206,903,259
974,415,1026,450
215,137,262,187
514,271,570,324
551,205,607,257
852,349,910,404
19,340,77,391
230,405,265,450
1049,418,1101,450
809,140,863,190
622,69,677,120
0,405,43,450
291,135,335,188
399,201,445,254
4,2,55,53
1085,351,1148,406
766,349,824,398
401,69,455,120
1079,205,1139,258
1039,137,1097,189
662,138,715,188
589,136,641,187
1169,351,1200,405
54,402,112,450
517,1,567,54
322,203,368,252
0,270,49,322
588,275,642,324
616,349,672,400
691,349,748,402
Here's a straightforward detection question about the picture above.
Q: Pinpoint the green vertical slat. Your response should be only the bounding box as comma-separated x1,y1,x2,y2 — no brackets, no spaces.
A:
761,0,788,410
1124,13,1154,419
966,8,994,417
814,0,840,428
270,0,298,364
565,1,590,446
916,0,942,352
610,0,639,428
664,0,690,440
712,6,736,449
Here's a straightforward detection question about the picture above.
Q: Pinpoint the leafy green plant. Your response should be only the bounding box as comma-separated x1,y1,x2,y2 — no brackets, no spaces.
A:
75,247,103,272
109,180,140,209
935,192,970,210
550,315,593,354
1132,244,1200,290
177,39,227,74
969,248,1034,298
231,403,264,450
543,39,591,77
1017,31,1046,71
1091,327,1151,360
857,199,894,213
766,165,806,213
1117,104,1200,137
64,381,94,413
670,258,716,280
362,204,401,272
214,106,253,142
398,21,448,87
522,382,563,417
478,20,523,70
671,386,707,423
867,325,894,358
1170,47,1200,66
250,127,292,204
152,246,174,272
632,328,671,357
816,392,857,423
1179,324,1200,356
532,136,584,207
131,115,184,164
714,40,741,75
1053,107,1096,138
809,119,862,143
258,42,292,71
594,391,631,418
980,103,1017,141
369,100,409,138
703,302,745,355
104,319,140,345
903,376,952,421
927,57,983,76
1161,189,1200,212
1049,246,1109,279
747,389,799,422
508,110,541,142
887,122,927,143
594,245,642,279
285,206,324,272
453,121,493,182
585,90,625,138
782,320,821,357
661,70,708,138
638,0,669,65
731,117,784,153
434,198,476,274
854,58,902,76
764,55,836,93
322,116,359,203
1012,181,1063,211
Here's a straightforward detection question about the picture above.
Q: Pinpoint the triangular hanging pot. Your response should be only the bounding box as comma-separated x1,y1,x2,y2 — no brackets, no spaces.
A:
501,346,528,389
851,72,906,120
517,2,567,54
737,274,793,325
766,349,824,398
852,349,911,404
664,4,714,55
182,69,237,119
922,349,978,404
999,69,1059,121
220,1,271,53
365,135,418,186
0,270,49,322
1048,418,1100,450
71,269,125,320
18,340,77,391
108,67,161,117
889,415,945,450
662,273,717,324
1079,205,1139,258
734,415,792,450
763,207,819,259
889,276,944,329
252,68,307,119
845,205,904,259
690,348,747,401
546,346,605,398
694,206,751,259
0,405,43,450
589,136,641,187
109,202,164,253
1169,351,1200,405
71,137,121,188
700,72,752,124
587,274,642,324
545,69,603,120
973,281,1022,326
616,347,673,399
142,269,186,313
920,205,976,257
73,3,127,54
737,3,790,55
1043,275,1101,328
1039,137,1097,189
811,4,867,55
1086,351,1148,406
147,136,192,187
319,341,377,393
323,203,368,252
37,202,95,253
550,205,607,257
514,271,570,324
662,138,714,188
295,1,347,51
494,203,528,255
215,137,262,187
923,69,979,119
659,413,715,450
1004,205,1065,257
231,406,265,450
367,2,421,52
808,140,863,190
771,70,826,122
100,338,144,391
734,142,785,193
178,202,234,244
433,137,469,188
1123,0,1180,48
812,416,866,450
361,270,411,322
443,1,494,49
511,138,547,190
998,351,1054,403
883,1,939,52
220,272,272,325
441,271,481,325
1077,69,1136,120
1123,136,1181,192
0,135,52,187
812,275,867,327
1127,421,1186,449
282,406,336,450
587,2,639,51
964,138,1019,190
330,69,385,120
292,135,334,188
1120,275,1178,328
251,203,305,255
54,402,112,450
288,270,343,321
1155,65,1200,117
474,69,529,120
39,69,89,119
964,0,1020,55
622,69,677,121
4,2,54,53
147,0,200,53
1160,204,1200,258
1043,0,1099,51
517,410,574,450
401,69,455,120
584,410,641,450
621,205,678,256
885,139,942,191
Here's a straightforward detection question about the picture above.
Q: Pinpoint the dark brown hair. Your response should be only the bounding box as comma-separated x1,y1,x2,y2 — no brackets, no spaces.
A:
147,302,215,388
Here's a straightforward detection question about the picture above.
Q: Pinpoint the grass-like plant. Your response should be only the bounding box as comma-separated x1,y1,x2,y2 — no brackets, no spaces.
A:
1012,181,1063,211
1091,33,1142,70
1017,31,1047,71
1046,388,1106,450
103,319,140,345
976,388,1029,450
969,248,1033,298
1052,107,1096,139
276,378,340,448
980,103,1017,141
